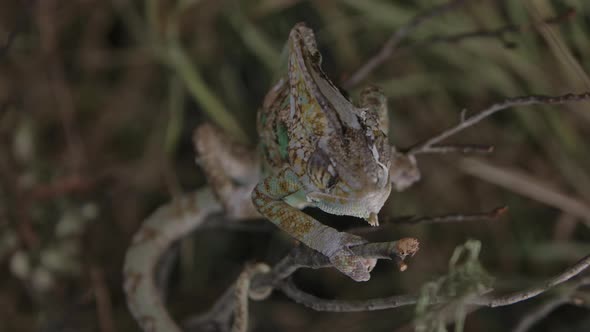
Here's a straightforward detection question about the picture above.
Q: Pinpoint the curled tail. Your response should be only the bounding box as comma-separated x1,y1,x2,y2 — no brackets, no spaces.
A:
123,188,222,332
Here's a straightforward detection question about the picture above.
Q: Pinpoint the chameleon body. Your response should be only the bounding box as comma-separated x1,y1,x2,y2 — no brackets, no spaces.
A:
123,22,420,332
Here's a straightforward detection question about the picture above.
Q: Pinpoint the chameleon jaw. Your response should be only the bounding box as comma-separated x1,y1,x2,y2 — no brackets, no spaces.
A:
305,184,390,226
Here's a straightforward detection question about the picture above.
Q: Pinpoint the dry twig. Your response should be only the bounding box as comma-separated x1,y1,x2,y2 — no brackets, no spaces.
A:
512,297,570,332
410,7,576,50
512,277,590,332
343,3,575,89
343,0,467,89
406,92,590,155
414,144,495,155
276,254,590,312
387,206,507,226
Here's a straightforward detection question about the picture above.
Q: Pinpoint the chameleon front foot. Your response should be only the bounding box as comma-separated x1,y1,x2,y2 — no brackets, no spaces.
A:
327,235,422,281
330,250,376,282
327,232,377,282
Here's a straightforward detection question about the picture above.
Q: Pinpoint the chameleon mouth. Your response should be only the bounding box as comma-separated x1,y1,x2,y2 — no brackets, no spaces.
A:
306,186,390,224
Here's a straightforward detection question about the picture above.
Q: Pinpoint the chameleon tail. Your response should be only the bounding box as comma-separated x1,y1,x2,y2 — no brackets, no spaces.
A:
123,188,222,332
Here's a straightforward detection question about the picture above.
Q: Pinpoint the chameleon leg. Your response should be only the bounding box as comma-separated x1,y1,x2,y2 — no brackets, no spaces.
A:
252,168,376,281
194,123,260,219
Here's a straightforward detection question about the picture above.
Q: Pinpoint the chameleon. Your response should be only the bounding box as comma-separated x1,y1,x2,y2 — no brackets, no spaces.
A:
252,22,420,282
123,22,420,332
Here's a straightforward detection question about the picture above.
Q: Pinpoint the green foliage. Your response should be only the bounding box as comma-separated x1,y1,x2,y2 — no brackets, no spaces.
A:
415,240,494,332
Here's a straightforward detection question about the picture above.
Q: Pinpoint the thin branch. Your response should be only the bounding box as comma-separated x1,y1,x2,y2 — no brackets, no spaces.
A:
512,297,570,332
410,7,576,50
279,278,424,312
406,92,590,155
277,254,590,312
387,206,507,226
476,255,590,307
416,144,495,155
252,238,420,291
343,0,468,89
512,277,590,332
183,285,236,332
351,207,507,236
344,4,575,89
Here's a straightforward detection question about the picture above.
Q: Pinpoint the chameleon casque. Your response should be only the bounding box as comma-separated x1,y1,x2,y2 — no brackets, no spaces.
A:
123,22,420,331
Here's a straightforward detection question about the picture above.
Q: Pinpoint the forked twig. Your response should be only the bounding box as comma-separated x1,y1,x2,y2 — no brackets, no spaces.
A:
406,92,590,155
344,3,575,89
343,0,468,89
411,7,576,49
277,254,590,312
475,255,590,307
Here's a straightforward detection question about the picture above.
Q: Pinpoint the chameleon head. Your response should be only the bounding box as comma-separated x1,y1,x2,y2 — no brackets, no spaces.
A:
287,22,394,227
305,161,392,227
305,117,393,226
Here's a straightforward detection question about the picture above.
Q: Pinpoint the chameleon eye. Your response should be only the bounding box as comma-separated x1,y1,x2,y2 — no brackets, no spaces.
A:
307,148,338,190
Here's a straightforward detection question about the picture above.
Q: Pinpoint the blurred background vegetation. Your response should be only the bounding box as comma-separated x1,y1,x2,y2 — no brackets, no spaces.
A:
1,0,589,331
